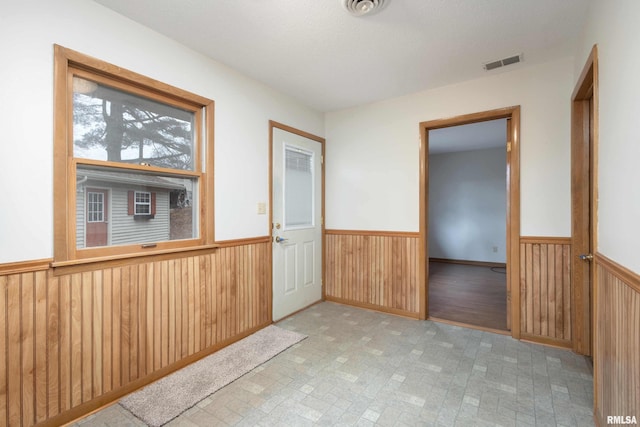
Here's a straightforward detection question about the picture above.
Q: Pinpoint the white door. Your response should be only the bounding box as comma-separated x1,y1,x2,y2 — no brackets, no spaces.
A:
272,127,323,321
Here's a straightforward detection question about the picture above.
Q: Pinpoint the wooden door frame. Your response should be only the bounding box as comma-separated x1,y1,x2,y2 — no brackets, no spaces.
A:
571,45,598,356
268,121,326,322
419,106,521,339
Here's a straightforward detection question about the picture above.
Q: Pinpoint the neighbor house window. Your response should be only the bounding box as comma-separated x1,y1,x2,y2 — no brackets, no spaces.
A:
132,191,153,216
54,45,214,262
135,192,151,215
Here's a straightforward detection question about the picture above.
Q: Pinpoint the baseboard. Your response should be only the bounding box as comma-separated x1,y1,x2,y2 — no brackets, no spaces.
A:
428,316,510,336
324,296,420,319
429,258,506,268
520,332,572,350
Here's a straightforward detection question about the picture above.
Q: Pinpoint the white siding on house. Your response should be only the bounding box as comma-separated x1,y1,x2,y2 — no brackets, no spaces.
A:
110,188,170,246
75,184,172,248
76,190,85,248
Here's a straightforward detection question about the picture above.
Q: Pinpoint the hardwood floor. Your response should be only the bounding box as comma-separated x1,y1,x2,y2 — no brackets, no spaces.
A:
428,261,508,331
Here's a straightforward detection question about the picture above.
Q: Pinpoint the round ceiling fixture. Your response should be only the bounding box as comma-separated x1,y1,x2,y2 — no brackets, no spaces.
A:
342,0,387,17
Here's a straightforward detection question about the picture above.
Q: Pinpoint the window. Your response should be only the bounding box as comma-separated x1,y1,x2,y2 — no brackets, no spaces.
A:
130,191,154,217
87,191,105,222
284,145,314,229
54,45,214,263
135,192,151,215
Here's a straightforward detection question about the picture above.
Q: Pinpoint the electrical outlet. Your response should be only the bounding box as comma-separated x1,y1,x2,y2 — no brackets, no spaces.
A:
492,246,498,253
257,202,266,215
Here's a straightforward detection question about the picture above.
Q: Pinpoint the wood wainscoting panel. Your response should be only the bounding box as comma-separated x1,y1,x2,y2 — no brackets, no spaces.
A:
325,231,420,317
594,254,639,426
519,238,572,346
0,242,271,427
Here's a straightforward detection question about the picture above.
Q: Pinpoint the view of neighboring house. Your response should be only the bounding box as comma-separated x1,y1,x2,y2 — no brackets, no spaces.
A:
75,169,190,248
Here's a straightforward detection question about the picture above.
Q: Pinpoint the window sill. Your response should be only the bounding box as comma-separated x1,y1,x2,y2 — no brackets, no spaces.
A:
133,214,155,220
51,243,220,275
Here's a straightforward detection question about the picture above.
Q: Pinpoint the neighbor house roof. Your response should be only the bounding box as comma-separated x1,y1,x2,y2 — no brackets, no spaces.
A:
78,168,186,190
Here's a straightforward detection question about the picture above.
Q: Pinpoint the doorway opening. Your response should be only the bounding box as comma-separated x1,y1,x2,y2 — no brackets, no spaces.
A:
419,107,521,338
427,119,508,331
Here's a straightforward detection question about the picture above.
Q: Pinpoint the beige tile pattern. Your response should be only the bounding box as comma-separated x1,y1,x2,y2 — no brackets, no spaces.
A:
74,302,594,426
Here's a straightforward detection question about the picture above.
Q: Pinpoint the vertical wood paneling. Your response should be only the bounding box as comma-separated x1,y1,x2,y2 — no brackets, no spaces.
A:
59,276,71,413
7,275,21,426
129,266,139,383
21,273,34,426
102,270,112,395
144,265,153,379
520,239,572,345
158,262,169,369
92,271,103,399
594,256,640,426
120,268,130,387
179,260,186,359
325,232,420,316
0,241,271,426
70,274,82,408
111,269,121,391
81,272,92,403
34,271,48,424
164,261,182,366
46,276,60,418
562,245,571,340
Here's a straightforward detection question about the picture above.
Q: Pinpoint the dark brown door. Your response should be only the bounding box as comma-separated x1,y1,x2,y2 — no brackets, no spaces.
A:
86,189,108,247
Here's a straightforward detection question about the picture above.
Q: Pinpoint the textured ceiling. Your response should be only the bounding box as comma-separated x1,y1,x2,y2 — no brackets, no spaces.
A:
93,0,590,112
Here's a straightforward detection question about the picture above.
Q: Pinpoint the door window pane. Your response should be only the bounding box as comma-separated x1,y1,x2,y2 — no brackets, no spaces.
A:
284,146,313,228
87,192,104,222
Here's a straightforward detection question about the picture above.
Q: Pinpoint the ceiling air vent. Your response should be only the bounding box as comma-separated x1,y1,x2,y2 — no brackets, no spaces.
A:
483,53,524,71
341,0,387,17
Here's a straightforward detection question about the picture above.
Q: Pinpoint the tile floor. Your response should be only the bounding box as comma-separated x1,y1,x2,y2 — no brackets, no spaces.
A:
74,302,594,426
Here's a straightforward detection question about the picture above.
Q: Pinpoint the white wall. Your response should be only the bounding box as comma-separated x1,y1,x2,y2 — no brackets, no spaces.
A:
429,148,507,263
0,0,324,263
325,57,573,236
575,0,640,274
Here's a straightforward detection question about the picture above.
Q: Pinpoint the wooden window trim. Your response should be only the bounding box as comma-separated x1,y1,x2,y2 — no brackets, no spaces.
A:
53,44,215,264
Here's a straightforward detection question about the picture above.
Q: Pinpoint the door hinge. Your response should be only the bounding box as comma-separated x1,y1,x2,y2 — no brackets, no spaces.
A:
506,290,511,300
321,216,324,226
506,141,512,153
321,155,324,164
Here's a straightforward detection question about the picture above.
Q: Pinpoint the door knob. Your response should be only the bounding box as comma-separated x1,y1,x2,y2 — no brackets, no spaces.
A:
275,236,288,243
579,253,593,261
